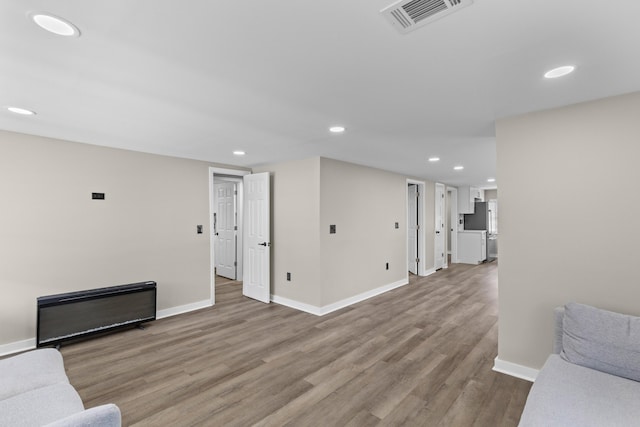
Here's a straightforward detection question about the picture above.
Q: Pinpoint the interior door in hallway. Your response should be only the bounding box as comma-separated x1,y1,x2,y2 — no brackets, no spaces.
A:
242,172,271,303
214,182,237,279
408,184,418,274
435,183,446,270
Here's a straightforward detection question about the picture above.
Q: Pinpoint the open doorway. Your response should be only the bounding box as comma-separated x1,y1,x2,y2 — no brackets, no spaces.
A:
209,167,251,305
209,167,271,305
213,177,240,281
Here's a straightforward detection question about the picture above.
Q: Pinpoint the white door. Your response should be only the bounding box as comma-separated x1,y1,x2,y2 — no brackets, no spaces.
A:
214,182,237,279
408,185,418,274
434,183,445,270
448,187,458,264
242,172,271,303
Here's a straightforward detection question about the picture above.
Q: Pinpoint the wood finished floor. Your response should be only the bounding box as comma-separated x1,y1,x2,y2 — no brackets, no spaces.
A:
61,261,531,426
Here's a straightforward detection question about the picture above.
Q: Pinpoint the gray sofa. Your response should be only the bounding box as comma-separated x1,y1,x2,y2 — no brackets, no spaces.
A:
0,348,121,426
519,302,640,426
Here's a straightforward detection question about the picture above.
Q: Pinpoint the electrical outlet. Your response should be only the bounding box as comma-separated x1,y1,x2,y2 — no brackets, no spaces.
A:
286,272,291,281
196,225,203,234
329,225,336,234
395,222,399,229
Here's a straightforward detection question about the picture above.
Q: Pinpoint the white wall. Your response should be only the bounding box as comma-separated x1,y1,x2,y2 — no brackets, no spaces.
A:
0,130,241,349
496,91,640,370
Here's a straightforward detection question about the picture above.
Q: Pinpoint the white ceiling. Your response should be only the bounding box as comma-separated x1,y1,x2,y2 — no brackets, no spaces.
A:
2,0,639,188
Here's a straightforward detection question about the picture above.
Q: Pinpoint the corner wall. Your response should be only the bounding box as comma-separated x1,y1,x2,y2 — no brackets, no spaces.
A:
0,130,229,349
496,92,640,371
257,157,433,312
319,158,408,306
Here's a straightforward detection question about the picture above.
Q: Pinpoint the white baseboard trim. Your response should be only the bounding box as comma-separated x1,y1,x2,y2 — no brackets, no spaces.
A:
319,279,409,315
419,267,436,277
271,278,409,317
0,338,36,357
270,295,323,316
493,357,538,382
156,299,212,320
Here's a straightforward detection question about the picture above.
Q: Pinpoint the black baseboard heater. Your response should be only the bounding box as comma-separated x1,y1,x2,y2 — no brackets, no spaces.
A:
37,281,156,348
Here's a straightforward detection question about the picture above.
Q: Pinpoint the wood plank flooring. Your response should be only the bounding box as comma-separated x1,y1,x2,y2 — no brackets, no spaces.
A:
60,261,531,426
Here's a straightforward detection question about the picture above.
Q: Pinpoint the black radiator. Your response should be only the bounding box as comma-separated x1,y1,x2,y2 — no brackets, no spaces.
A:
37,281,156,347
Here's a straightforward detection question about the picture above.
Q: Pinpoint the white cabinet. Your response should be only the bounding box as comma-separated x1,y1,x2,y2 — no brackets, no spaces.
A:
458,230,487,264
458,186,482,214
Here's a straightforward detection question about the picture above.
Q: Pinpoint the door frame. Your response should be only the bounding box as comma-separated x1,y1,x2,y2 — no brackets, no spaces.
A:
447,186,459,264
213,177,241,280
434,183,446,270
406,179,427,276
209,167,251,305
407,184,419,275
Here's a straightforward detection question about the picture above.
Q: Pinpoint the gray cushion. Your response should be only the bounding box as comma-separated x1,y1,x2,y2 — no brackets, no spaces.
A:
0,383,84,427
519,354,640,427
552,307,564,354
561,302,640,382
0,348,69,401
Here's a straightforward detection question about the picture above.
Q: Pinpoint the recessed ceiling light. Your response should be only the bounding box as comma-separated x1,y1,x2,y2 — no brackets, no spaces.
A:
487,178,496,182
453,165,464,171
30,13,80,37
428,157,440,162
233,150,245,156
7,106,36,115
544,65,575,79
329,126,345,133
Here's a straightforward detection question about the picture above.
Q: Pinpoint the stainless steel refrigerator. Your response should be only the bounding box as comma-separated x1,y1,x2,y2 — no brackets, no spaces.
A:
463,201,498,261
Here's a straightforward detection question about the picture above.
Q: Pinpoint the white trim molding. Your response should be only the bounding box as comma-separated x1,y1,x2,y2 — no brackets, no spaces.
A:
272,278,409,317
493,357,539,382
319,279,408,315
270,295,323,316
0,338,36,357
421,267,436,277
156,299,212,320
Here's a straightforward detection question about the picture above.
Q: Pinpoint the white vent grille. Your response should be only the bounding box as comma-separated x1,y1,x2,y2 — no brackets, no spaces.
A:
381,0,473,34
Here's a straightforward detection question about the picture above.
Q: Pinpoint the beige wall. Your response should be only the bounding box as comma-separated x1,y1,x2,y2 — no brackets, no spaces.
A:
319,158,407,305
496,91,640,370
257,157,433,309
484,189,498,200
254,158,322,307
0,131,235,347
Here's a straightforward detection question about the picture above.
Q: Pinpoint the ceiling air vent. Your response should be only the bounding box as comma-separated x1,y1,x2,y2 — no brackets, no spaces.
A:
381,0,473,34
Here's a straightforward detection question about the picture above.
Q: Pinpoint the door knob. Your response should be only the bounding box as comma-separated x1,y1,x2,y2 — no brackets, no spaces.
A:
258,242,271,247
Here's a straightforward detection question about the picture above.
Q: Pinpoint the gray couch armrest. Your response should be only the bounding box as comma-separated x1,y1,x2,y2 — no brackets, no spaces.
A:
44,404,121,427
552,306,564,354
